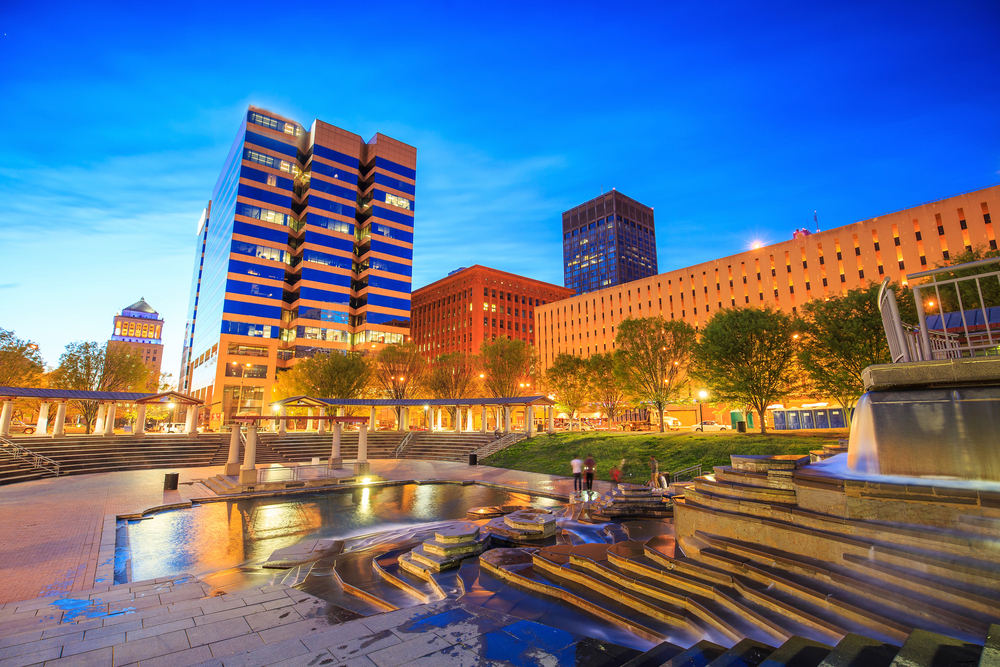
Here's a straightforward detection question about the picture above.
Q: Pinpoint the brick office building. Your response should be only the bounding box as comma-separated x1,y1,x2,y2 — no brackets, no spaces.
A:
537,185,999,369
412,266,574,362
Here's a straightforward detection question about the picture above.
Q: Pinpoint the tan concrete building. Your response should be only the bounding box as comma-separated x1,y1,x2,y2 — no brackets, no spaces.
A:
109,298,164,387
536,185,998,369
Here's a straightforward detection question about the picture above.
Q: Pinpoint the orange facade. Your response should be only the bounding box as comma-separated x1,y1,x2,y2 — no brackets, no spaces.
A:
412,265,574,362
536,185,999,369
109,298,164,387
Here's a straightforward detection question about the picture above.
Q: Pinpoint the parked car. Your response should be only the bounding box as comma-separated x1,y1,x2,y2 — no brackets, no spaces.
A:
664,417,682,431
691,420,729,432
162,422,187,433
7,419,35,435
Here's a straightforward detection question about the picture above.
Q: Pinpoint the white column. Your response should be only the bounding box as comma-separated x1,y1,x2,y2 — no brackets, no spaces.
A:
35,402,50,435
104,403,117,436
331,421,342,466
135,404,147,435
454,406,462,433
239,423,258,484
547,406,555,434
318,407,327,435
278,406,287,436
226,424,241,475
480,406,487,433
525,406,534,437
467,408,474,431
94,403,107,434
307,408,314,432
0,401,13,437
436,409,442,431
369,407,376,429
358,423,368,462
504,406,511,433
183,404,197,435
52,402,67,438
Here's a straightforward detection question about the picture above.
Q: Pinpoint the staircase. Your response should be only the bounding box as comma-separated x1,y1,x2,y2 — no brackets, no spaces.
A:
0,439,52,484
0,433,228,484
263,431,405,462
397,432,495,462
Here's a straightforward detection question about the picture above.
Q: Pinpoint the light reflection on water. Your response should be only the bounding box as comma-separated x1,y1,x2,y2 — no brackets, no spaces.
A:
128,483,555,582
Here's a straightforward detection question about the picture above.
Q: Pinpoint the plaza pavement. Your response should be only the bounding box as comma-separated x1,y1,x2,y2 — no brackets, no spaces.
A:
0,460,612,606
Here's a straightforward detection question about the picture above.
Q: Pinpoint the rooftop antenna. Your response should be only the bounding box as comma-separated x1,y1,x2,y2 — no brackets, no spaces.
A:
814,211,819,232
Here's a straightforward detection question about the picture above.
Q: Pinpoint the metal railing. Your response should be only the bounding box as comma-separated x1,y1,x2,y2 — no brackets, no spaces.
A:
256,464,339,484
394,430,414,459
0,436,60,477
671,464,702,483
878,258,1000,362
473,432,526,460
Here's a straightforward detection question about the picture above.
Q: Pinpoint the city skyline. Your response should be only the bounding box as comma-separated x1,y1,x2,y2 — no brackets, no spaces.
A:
1,1,998,379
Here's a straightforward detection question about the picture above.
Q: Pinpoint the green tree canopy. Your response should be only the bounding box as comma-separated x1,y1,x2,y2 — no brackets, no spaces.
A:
479,337,535,397
426,353,480,425
372,343,426,422
50,341,150,433
274,351,371,409
546,353,590,427
918,245,1000,314
690,306,799,433
615,317,697,433
798,282,892,410
0,328,44,387
587,352,631,424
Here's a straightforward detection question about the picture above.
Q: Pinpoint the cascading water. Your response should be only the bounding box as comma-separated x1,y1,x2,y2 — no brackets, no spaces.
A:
846,392,879,475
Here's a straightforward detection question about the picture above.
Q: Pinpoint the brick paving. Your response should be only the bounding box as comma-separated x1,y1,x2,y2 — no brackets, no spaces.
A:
0,460,605,606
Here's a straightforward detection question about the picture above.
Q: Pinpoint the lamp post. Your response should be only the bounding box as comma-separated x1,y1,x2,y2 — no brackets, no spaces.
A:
697,390,708,425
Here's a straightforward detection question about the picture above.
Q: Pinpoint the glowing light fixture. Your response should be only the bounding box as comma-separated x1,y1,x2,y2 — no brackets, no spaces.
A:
698,390,708,399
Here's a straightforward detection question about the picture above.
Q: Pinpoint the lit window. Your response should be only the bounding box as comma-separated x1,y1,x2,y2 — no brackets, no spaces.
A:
284,123,296,135
280,161,291,173
385,193,412,210
266,174,277,187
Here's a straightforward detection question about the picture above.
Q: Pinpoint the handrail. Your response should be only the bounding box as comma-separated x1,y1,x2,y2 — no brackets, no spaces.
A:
257,463,336,484
671,464,702,483
0,436,60,477
394,430,414,459
473,432,526,460
907,256,1000,281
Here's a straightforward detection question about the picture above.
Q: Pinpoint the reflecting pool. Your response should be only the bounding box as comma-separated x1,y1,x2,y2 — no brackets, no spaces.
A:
127,483,558,582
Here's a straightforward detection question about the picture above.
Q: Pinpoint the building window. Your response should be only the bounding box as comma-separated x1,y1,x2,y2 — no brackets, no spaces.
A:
938,225,945,235
920,256,927,266
943,250,950,260
858,270,864,280
960,219,968,230
266,174,277,187
822,278,828,287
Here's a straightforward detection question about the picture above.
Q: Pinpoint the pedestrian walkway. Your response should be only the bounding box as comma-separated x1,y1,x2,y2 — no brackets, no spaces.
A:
0,461,606,606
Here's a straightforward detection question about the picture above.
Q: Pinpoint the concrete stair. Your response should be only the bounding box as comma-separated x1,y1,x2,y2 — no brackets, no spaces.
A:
261,431,404,463
0,433,228,483
0,448,51,484
397,432,494,462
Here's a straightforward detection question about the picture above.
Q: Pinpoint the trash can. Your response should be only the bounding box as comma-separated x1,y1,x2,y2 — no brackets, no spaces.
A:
737,421,747,433
163,473,179,491
469,453,478,466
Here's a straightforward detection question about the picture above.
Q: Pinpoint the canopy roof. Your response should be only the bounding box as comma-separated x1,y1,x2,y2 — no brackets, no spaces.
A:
270,395,556,408
0,387,202,405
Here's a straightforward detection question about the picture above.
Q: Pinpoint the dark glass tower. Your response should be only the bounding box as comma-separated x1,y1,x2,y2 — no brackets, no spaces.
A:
562,190,657,294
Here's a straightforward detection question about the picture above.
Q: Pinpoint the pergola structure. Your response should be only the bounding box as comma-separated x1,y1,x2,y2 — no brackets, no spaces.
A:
267,395,558,437
0,387,204,438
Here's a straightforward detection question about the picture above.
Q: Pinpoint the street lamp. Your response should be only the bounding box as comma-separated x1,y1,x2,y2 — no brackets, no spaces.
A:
697,390,708,424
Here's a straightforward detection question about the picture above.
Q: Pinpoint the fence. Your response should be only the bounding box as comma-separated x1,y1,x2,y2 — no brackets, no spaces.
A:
256,464,339,484
671,464,702,483
0,436,60,477
878,257,1000,362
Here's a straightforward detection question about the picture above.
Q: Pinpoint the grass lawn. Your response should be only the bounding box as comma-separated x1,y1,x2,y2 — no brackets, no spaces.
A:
482,430,848,483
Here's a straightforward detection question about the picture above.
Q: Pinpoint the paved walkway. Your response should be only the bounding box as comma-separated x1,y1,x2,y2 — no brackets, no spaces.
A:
0,462,607,606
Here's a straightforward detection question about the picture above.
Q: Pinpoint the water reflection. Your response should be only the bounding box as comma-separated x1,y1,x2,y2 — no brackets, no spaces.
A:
128,484,558,582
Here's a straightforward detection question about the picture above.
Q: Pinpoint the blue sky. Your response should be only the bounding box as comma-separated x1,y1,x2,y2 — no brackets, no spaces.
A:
1,0,998,380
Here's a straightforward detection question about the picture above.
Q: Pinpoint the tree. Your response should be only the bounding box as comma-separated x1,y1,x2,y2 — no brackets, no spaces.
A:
798,282,893,411
50,342,150,433
479,338,535,398
690,307,799,434
372,343,426,424
615,317,697,433
546,354,590,430
0,329,44,387
588,352,630,425
426,353,480,426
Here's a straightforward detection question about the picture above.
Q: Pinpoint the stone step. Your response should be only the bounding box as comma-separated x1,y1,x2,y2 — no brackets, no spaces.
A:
618,639,687,667
692,533,997,639
705,637,776,666
652,639,726,666
816,633,899,667
886,628,983,667
756,635,833,667
694,476,798,504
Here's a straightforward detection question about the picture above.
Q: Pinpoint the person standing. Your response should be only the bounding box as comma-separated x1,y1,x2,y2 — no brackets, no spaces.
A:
648,455,660,488
584,454,597,491
570,455,583,492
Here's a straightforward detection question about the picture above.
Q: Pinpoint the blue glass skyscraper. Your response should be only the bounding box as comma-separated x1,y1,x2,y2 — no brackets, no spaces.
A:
179,106,415,428
562,190,657,294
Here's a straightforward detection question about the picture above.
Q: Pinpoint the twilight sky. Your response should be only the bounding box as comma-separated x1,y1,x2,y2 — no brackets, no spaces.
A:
1,0,998,381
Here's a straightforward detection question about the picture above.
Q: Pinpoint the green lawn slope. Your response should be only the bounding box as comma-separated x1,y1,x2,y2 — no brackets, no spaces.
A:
482,430,847,483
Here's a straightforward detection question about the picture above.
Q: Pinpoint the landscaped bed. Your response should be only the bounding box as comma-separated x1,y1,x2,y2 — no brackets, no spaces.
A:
483,430,848,482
